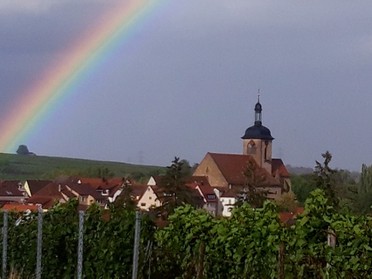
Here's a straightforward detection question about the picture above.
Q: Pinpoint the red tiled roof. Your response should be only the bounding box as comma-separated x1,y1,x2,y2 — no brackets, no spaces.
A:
272,159,290,177
61,188,77,199
130,184,148,199
0,180,24,197
279,207,304,224
197,184,215,195
25,180,52,195
149,176,163,185
186,176,216,202
185,176,210,186
34,182,65,197
27,196,60,209
78,177,124,190
67,183,102,199
208,153,280,187
77,178,107,189
2,203,39,212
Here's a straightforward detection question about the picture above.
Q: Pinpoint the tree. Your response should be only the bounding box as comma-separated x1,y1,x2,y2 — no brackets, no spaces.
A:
314,151,339,208
275,191,299,212
112,179,136,210
179,159,192,177
291,174,317,204
16,144,31,155
156,157,196,217
236,159,268,208
355,164,372,213
359,164,372,194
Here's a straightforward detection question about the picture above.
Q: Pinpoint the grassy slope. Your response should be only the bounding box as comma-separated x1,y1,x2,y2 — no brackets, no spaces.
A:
0,153,165,180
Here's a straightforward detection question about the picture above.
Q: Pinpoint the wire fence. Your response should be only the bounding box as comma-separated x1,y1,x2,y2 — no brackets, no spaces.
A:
0,210,142,279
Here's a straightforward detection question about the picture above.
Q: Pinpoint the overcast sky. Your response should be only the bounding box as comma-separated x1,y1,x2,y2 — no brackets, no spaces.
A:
0,0,371,171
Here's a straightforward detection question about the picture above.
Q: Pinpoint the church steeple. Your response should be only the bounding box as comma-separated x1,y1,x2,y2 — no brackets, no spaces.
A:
242,95,273,141
254,95,262,126
242,95,274,173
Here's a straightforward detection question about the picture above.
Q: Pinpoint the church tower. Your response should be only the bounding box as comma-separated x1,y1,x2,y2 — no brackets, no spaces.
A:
242,97,274,173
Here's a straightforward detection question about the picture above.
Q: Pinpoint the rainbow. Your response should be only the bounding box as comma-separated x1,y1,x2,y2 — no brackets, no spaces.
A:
0,0,163,153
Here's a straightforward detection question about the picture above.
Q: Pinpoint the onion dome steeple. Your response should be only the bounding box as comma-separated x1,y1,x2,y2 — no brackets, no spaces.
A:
242,95,274,141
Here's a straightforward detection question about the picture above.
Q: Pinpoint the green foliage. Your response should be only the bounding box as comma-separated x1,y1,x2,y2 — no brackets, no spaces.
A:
3,200,155,279
112,182,137,210
155,190,372,278
291,174,317,204
155,205,215,279
156,157,196,217
3,189,372,278
220,202,282,279
360,164,372,194
85,167,114,179
314,151,339,208
292,151,357,209
275,191,299,212
356,164,372,213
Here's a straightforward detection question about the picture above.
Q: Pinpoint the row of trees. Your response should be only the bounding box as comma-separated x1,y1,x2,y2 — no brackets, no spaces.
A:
292,151,372,214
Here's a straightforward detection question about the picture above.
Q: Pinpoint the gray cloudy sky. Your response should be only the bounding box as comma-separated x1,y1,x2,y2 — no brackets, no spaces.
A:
0,0,371,171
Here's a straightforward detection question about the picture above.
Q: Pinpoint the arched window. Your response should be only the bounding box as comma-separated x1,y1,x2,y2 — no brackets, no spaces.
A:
247,141,256,154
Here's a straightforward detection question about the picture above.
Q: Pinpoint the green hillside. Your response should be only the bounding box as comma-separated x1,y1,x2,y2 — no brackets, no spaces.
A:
0,153,165,181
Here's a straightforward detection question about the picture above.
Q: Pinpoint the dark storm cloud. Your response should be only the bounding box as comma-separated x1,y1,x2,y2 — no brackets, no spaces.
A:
1,0,372,170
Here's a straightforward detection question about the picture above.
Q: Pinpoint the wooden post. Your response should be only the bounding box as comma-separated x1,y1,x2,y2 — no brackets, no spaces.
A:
196,242,205,279
278,241,285,279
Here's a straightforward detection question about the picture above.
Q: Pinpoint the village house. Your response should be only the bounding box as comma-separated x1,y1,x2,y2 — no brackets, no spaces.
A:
22,180,52,197
0,180,28,204
27,182,70,210
185,176,218,216
135,175,216,213
137,184,161,211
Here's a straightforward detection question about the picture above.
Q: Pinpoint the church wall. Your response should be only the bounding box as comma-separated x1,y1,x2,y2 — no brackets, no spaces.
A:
193,154,228,187
243,139,272,174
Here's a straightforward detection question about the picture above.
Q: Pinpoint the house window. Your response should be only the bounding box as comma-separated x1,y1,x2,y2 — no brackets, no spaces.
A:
207,194,216,200
149,196,152,200
141,203,146,206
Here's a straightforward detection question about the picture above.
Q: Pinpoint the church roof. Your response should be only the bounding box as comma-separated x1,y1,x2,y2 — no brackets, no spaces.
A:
207,153,280,187
272,159,290,178
242,98,274,140
241,124,274,140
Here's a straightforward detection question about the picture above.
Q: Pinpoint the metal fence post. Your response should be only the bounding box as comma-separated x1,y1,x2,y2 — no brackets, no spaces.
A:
2,211,8,279
132,211,141,279
36,207,43,279
77,211,84,279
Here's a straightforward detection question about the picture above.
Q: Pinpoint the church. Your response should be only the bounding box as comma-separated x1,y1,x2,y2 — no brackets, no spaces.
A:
193,97,291,215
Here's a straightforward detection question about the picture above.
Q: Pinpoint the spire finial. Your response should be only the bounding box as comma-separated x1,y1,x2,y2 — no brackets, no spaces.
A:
257,89,260,103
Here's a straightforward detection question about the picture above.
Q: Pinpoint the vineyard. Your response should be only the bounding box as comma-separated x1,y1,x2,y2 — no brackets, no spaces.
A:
1,189,372,279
